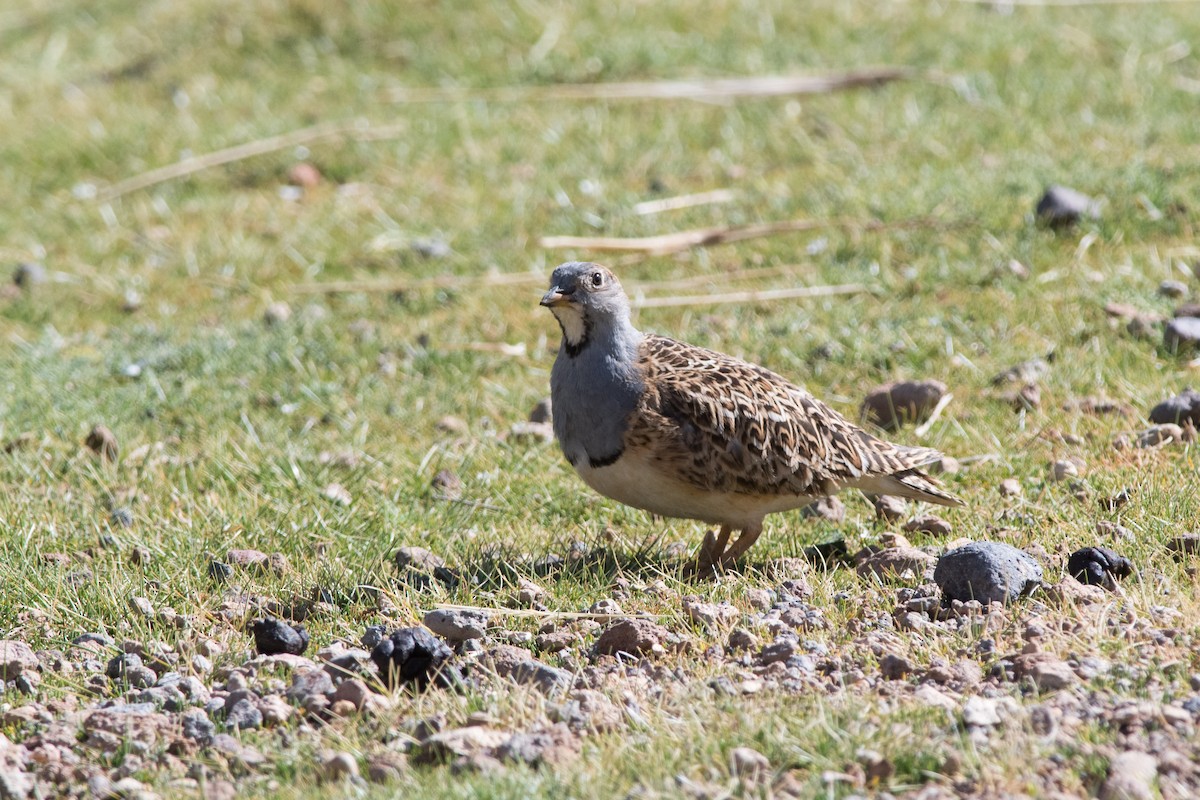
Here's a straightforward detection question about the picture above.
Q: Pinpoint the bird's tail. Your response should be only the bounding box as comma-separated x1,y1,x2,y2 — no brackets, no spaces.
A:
853,468,964,507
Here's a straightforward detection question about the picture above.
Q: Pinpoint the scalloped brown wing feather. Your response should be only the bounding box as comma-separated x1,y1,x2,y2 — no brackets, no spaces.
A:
625,334,961,505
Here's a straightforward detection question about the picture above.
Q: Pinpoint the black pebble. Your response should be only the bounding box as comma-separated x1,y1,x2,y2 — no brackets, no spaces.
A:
370,627,462,690
251,617,310,656
1067,547,1133,589
1036,185,1099,228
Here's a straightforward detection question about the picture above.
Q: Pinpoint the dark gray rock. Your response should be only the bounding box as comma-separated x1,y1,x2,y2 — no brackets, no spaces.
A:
1164,317,1200,353
934,542,1043,605
1036,185,1101,228
1149,388,1200,427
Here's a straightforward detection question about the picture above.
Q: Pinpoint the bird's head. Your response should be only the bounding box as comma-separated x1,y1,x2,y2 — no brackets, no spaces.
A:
540,262,630,353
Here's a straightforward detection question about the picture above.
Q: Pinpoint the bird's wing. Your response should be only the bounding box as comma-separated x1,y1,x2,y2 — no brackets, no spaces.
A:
626,334,945,497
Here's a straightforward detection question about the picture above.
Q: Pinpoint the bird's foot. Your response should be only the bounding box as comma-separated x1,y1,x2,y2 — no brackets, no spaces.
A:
686,528,728,577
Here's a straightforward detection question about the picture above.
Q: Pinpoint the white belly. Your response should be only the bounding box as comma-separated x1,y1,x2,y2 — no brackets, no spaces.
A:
574,449,815,528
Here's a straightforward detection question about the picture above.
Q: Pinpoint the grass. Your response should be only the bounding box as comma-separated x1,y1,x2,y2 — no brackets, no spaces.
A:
2,0,1200,797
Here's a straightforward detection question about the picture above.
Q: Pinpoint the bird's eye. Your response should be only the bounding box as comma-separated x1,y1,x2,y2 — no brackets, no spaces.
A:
590,271,604,287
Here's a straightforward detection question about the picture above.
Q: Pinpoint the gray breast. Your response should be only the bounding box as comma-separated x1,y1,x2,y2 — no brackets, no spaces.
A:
550,330,644,469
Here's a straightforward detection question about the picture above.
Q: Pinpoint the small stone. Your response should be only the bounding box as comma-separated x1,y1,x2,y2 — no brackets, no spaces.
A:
224,698,262,731
879,653,914,680
1013,653,1076,692
999,478,1022,497
286,162,321,189
483,646,571,695
514,578,547,606
1164,317,1200,352
436,416,468,435
730,747,771,782
0,640,38,681
361,625,387,650
1099,751,1156,800
366,753,407,783
256,694,293,726
286,669,335,703
594,619,669,658
411,237,450,259
1067,547,1133,590
681,597,739,630
431,469,463,501
1006,259,1030,279
496,727,580,767
552,690,623,733
1001,383,1041,411
85,425,119,462
323,752,360,781
529,398,552,424
903,515,952,536
856,546,936,578
934,542,1043,605
1159,279,1189,299
207,561,233,582
962,696,1002,728
800,495,845,523
263,302,291,326
13,261,46,287
322,482,352,506
394,546,446,573
370,627,461,689
1036,185,1101,228
1049,460,1079,482
759,639,797,666
1167,533,1200,558
109,507,134,528
506,421,555,444
727,628,758,651
225,548,269,570
871,494,907,523
991,356,1051,386
413,727,510,765
744,588,774,610
423,609,488,641
1135,424,1183,448
860,380,947,431
589,598,622,615
332,679,372,711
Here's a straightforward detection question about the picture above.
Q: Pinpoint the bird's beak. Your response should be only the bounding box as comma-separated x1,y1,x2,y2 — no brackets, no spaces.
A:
540,286,572,307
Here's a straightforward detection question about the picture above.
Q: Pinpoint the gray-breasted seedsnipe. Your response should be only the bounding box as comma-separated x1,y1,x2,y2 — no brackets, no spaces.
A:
541,262,963,569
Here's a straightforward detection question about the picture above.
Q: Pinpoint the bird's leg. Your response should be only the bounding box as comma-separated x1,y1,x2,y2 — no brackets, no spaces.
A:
719,523,763,566
696,525,731,570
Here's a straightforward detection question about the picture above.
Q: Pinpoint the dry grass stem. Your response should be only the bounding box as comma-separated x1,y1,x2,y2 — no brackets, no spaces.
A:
634,189,739,215
540,217,936,256
631,283,868,309
387,67,911,104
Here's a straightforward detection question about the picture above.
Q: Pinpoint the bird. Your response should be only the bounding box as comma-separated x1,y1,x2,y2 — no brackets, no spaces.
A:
540,261,964,570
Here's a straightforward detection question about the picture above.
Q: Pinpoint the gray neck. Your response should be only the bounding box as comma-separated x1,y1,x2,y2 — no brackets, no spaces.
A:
550,315,644,469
